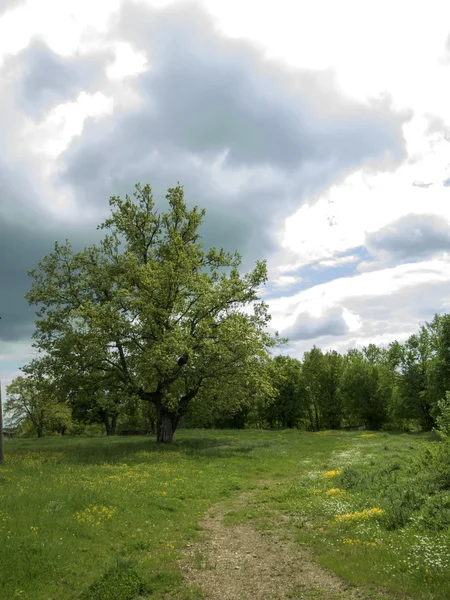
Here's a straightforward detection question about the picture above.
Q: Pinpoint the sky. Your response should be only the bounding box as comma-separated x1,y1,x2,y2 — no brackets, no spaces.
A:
1,0,450,396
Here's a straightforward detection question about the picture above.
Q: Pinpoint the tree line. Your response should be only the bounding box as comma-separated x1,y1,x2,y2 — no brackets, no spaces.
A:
5,183,450,440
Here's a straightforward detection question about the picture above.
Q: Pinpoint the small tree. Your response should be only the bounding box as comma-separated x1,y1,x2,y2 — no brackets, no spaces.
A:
6,375,70,438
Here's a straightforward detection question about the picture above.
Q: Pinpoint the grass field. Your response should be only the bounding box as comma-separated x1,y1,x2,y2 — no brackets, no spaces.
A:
0,429,448,599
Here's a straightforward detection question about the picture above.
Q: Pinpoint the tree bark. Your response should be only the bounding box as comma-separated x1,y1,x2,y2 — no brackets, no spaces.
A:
157,404,175,443
111,413,117,435
100,410,116,436
141,386,201,443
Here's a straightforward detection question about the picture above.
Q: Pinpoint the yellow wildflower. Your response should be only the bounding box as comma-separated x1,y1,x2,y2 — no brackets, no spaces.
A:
323,470,342,478
74,505,116,525
327,488,345,496
341,537,377,547
335,508,384,522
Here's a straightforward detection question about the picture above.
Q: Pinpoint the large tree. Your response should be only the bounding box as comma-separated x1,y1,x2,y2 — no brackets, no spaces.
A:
25,183,276,442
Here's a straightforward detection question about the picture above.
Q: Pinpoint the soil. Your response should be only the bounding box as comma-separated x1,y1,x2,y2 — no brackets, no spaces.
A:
179,486,394,600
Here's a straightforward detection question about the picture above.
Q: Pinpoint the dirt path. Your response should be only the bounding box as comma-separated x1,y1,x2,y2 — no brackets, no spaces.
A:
179,487,390,600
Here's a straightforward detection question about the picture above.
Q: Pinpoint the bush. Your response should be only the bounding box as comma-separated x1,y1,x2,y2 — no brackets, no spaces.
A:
417,442,450,492
412,492,450,532
80,560,145,600
381,486,425,530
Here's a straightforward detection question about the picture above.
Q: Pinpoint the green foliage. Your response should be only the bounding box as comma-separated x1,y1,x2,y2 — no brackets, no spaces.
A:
393,329,434,430
264,355,306,428
417,441,450,491
413,492,450,532
340,348,390,430
6,375,71,438
382,485,425,530
24,183,277,441
436,391,450,439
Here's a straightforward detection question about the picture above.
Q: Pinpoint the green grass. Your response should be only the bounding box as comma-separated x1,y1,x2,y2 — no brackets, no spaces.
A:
0,429,448,599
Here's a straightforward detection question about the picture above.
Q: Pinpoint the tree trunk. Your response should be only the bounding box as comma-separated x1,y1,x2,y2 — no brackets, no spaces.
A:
306,405,315,431
157,404,175,443
37,425,43,438
111,413,117,435
100,410,115,436
141,387,200,443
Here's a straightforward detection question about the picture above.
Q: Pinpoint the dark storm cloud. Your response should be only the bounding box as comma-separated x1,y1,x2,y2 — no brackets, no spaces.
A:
0,0,412,352
3,39,112,119
0,221,49,342
283,306,349,341
54,1,410,264
366,214,450,262
0,160,105,343
0,206,106,343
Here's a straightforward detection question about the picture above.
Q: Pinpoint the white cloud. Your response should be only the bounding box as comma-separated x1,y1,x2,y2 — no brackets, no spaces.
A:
280,124,450,270
1,0,450,376
106,41,148,80
271,275,303,289
24,91,114,160
269,258,450,336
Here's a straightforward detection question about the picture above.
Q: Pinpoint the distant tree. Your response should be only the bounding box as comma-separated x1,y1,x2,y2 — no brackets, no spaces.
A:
265,355,306,429
302,347,327,430
427,314,450,421
340,348,388,430
25,183,277,442
435,391,450,440
321,350,344,429
394,330,434,430
183,356,275,429
300,348,345,431
5,375,70,438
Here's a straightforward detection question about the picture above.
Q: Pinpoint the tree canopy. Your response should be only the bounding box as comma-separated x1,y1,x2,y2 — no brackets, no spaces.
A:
25,183,277,442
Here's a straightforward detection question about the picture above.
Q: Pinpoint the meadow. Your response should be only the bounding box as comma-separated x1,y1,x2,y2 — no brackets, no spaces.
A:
0,429,448,599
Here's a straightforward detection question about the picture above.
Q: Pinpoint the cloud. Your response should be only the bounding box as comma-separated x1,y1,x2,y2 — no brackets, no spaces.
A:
313,254,360,269
0,0,26,17
271,275,303,289
365,213,450,263
3,38,112,119
426,114,450,142
443,178,450,187
53,1,410,264
270,258,450,357
0,0,422,380
412,180,433,188
283,305,349,341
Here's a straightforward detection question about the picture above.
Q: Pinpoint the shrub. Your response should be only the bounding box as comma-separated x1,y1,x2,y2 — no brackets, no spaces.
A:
80,560,145,600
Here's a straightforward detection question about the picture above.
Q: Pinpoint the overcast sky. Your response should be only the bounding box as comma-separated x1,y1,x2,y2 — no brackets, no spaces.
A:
1,0,450,394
